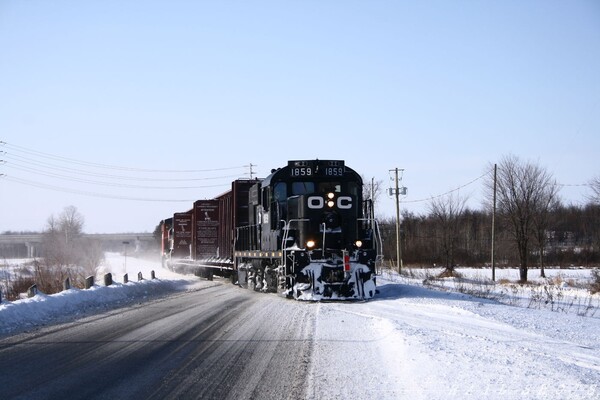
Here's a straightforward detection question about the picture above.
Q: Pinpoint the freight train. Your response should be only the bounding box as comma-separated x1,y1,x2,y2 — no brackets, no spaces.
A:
159,159,382,300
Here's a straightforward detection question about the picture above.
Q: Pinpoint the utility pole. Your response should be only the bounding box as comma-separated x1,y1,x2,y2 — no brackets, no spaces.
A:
248,163,255,179
389,168,406,274
491,164,497,281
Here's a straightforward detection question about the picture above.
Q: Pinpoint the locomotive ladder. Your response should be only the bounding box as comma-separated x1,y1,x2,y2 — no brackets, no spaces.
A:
281,218,310,268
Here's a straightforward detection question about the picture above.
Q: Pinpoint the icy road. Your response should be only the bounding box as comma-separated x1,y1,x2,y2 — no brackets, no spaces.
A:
1,279,599,399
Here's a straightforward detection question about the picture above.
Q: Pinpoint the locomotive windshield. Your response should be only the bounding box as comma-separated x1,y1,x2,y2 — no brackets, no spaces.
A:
291,182,314,195
289,181,359,196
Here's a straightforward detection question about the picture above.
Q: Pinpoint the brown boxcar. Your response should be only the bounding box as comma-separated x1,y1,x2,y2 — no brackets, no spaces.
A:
216,180,256,260
192,200,220,260
172,210,193,259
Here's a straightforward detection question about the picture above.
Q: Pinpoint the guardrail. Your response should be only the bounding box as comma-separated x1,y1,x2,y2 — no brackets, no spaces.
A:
0,270,157,304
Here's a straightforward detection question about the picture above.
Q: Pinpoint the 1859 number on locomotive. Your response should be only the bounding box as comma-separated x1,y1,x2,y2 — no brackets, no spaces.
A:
288,160,345,177
291,167,313,177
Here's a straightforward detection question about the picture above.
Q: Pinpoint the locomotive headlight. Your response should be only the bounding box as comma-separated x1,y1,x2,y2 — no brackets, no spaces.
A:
306,240,316,249
327,192,335,208
355,240,363,248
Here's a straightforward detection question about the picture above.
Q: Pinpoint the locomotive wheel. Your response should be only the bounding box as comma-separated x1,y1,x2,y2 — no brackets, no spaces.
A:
283,275,295,298
248,273,257,291
254,267,265,291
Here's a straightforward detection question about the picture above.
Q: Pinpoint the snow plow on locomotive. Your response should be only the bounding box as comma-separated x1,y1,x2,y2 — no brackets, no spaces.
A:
159,159,381,300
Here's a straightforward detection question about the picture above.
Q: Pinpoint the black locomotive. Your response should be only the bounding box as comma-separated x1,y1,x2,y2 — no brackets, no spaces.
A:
160,159,380,300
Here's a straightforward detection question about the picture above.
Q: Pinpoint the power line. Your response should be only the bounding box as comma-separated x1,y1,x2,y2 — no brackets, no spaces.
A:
3,163,238,189
400,171,491,204
4,176,212,202
555,183,593,188
0,141,251,201
3,157,241,187
4,153,243,181
1,141,247,173
397,170,593,206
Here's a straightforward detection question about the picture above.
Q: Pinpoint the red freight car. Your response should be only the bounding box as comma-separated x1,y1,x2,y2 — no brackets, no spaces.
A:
216,180,256,263
172,210,193,259
192,199,220,260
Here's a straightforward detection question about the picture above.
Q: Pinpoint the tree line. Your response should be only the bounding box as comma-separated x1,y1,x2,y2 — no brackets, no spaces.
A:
370,155,600,282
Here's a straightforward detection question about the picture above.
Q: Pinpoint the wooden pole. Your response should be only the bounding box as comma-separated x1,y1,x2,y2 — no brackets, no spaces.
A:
395,168,403,274
491,164,497,281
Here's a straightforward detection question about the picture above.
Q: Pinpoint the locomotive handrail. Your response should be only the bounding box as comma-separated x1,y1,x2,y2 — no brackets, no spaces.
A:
358,217,384,264
321,222,326,259
281,218,311,265
281,218,310,258
235,223,260,230
282,218,310,231
373,219,385,270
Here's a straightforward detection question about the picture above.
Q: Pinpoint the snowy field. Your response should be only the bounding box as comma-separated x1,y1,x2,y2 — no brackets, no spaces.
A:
1,254,599,399
385,266,600,316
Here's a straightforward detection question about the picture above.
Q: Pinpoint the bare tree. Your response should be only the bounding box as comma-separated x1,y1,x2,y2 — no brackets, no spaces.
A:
43,206,83,268
58,205,84,244
43,215,68,270
532,194,561,278
589,175,600,204
489,155,559,282
428,192,468,275
362,175,384,217
40,206,103,291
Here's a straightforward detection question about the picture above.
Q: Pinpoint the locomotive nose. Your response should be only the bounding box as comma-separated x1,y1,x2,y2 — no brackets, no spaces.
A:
322,211,341,229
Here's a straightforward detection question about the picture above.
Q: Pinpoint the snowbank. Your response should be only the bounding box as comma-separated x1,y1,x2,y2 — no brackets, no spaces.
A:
0,253,213,335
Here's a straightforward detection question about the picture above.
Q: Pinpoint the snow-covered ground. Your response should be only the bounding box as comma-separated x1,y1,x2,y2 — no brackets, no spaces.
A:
387,266,600,316
2,254,599,399
309,280,599,399
0,253,212,335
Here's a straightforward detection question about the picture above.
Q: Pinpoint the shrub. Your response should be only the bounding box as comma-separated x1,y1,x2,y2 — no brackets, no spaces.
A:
437,268,463,279
6,275,36,301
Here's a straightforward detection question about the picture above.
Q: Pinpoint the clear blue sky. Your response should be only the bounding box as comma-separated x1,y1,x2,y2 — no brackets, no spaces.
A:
1,0,599,233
